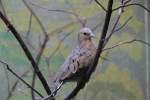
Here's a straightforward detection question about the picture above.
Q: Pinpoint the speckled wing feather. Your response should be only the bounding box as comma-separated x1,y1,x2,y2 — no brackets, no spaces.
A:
54,46,96,82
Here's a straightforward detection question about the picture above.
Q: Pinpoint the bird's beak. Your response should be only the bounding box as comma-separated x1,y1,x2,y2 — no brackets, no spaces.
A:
90,32,96,38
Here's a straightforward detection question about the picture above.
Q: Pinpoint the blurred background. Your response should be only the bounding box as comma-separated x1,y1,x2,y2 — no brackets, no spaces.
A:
0,0,149,100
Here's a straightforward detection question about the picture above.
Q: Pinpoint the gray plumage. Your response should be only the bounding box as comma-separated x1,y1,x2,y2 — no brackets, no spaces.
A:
53,27,96,88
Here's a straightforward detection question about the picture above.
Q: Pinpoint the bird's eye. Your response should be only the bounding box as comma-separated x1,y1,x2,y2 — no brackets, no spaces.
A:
83,33,88,35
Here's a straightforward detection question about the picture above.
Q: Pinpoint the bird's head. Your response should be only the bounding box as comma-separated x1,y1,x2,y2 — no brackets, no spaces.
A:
78,27,95,43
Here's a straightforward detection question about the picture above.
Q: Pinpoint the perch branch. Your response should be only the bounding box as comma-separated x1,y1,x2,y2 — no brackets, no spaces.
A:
65,0,113,99
86,0,113,79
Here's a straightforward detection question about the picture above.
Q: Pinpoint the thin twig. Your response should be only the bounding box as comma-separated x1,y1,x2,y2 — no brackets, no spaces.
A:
31,3,77,16
22,1,52,99
67,2,87,27
113,3,150,13
91,21,103,32
48,31,73,60
6,67,43,97
114,16,133,32
0,0,11,94
0,0,7,16
26,12,32,39
103,39,150,51
0,1,31,99
30,2,85,26
105,15,121,44
124,0,132,4
30,37,48,100
22,0,47,36
104,0,127,46
0,60,43,97
41,82,63,100
6,70,30,100
3,64,10,96
95,0,107,12
48,22,74,37
31,36,49,100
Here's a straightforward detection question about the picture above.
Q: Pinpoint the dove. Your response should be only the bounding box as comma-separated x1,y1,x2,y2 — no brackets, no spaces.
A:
52,27,96,92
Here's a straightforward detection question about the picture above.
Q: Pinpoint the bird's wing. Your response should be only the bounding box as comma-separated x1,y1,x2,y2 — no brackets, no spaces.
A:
54,47,95,82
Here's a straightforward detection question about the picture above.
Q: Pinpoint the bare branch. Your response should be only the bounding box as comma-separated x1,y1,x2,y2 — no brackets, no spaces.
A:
91,21,103,32
65,0,114,99
26,12,32,39
113,3,150,13
0,1,11,95
22,1,53,99
6,70,30,100
0,60,43,97
48,31,73,61
105,0,126,45
103,39,150,51
48,21,74,37
31,3,76,15
87,0,113,84
30,2,86,26
3,63,10,96
0,0,7,16
105,15,121,44
22,0,47,36
114,16,133,32
31,36,49,100
124,0,132,4
0,11,52,97
40,82,63,100
95,0,107,12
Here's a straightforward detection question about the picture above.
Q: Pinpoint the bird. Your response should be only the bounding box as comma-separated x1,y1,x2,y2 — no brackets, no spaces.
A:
52,27,96,92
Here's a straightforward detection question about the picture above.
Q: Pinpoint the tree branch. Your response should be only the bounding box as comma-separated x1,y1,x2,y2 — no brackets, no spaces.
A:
22,0,52,99
0,0,11,96
95,0,107,12
6,70,30,100
0,0,7,16
113,3,150,13
26,12,32,39
0,11,52,97
22,0,47,36
30,2,86,26
114,16,133,32
105,0,127,45
65,0,114,99
103,39,150,51
87,0,113,80
47,31,73,61
0,60,43,97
